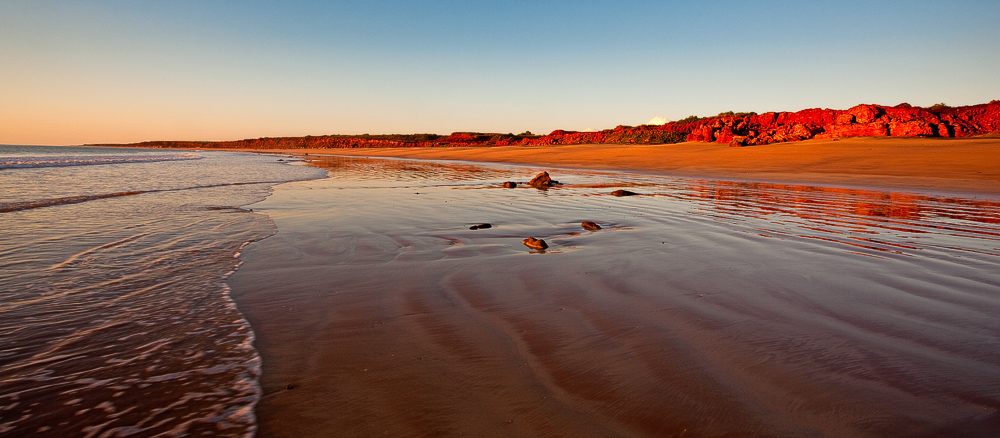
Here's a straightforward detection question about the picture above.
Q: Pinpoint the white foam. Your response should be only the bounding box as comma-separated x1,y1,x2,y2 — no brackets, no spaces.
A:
0,153,201,169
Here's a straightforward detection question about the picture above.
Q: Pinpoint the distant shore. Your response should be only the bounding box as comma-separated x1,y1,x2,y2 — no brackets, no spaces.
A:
212,137,1000,196
86,101,1000,150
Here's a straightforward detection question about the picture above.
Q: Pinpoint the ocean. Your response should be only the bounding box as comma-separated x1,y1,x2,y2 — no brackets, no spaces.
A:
0,145,324,437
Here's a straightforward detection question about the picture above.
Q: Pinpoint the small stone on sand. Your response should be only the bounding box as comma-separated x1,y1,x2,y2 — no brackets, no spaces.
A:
582,221,602,230
528,172,559,188
610,189,637,196
522,237,548,249
469,223,492,230
502,181,517,188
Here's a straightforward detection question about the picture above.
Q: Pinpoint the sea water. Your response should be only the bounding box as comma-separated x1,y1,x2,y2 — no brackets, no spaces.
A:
0,145,324,437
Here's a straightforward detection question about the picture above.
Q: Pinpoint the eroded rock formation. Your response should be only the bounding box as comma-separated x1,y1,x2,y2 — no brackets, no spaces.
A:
683,101,1000,147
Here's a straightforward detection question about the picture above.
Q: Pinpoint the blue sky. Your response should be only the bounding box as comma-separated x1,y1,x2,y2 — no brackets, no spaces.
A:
2,0,998,144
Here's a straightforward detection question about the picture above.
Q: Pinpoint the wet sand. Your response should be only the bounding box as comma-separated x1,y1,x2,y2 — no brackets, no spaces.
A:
228,156,1000,437
221,137,1000,196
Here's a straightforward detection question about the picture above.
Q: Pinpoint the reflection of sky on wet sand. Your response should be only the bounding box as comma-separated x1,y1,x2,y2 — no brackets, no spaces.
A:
305,154,521,186
674,181,1000,260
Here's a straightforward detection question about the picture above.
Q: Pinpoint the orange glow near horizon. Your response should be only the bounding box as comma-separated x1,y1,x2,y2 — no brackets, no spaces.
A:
3,2,998,146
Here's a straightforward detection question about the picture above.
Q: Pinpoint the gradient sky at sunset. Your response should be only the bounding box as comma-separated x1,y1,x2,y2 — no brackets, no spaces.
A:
2,0,998,145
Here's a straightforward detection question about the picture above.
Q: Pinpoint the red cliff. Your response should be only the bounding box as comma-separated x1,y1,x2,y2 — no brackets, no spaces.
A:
101,101,1000,150
681,101,1000,147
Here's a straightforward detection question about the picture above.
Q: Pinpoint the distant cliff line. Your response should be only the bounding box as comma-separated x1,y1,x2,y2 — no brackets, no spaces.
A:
92,101,1000,150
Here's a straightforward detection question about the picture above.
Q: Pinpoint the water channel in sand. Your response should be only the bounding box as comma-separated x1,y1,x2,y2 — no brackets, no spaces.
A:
229,155,1000,437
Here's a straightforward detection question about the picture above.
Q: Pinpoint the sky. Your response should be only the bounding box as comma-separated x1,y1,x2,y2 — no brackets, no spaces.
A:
2,0,998,145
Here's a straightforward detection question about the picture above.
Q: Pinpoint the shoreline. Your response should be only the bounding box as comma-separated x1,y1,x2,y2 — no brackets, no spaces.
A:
192,137,999,198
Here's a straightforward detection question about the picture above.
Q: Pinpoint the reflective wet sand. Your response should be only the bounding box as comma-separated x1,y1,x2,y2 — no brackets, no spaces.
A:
229,156,1000,437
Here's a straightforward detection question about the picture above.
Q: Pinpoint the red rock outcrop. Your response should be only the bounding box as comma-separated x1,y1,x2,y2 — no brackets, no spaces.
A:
684,101,1000,146
100,101,1000,150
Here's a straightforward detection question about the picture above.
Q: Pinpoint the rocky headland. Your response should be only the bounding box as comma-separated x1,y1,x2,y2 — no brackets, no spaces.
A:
683,101,1000,147
94,101,1000,150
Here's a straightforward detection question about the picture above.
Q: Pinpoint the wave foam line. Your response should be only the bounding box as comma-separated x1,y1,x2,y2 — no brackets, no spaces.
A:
0,153,201,169
0,181,282,213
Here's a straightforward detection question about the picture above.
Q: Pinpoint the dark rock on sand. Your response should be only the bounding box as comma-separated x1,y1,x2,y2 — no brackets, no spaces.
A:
610,190,637,197
522,237,548,249
502,181,517,188
582,221,602,231
469,223,492,230
529,172,559,188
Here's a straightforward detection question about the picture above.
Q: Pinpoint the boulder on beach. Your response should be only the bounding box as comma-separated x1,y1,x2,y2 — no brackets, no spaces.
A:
610,190,637,197
469,223,492,230
582,221,602,231
502,181,517,188
529,172,559,188
522,237,548,250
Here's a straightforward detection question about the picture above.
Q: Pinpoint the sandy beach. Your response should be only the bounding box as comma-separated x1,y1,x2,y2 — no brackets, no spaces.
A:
226,149,1000,437
11,2,1000,437
226,137,1000,196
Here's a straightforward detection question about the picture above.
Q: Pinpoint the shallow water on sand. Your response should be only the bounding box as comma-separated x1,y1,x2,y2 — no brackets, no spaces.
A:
230,155,1000,438
0,146,324,437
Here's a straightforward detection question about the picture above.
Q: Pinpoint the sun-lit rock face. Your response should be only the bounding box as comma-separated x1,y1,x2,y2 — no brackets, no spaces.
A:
683,101,1000,146
108,101,1000,150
